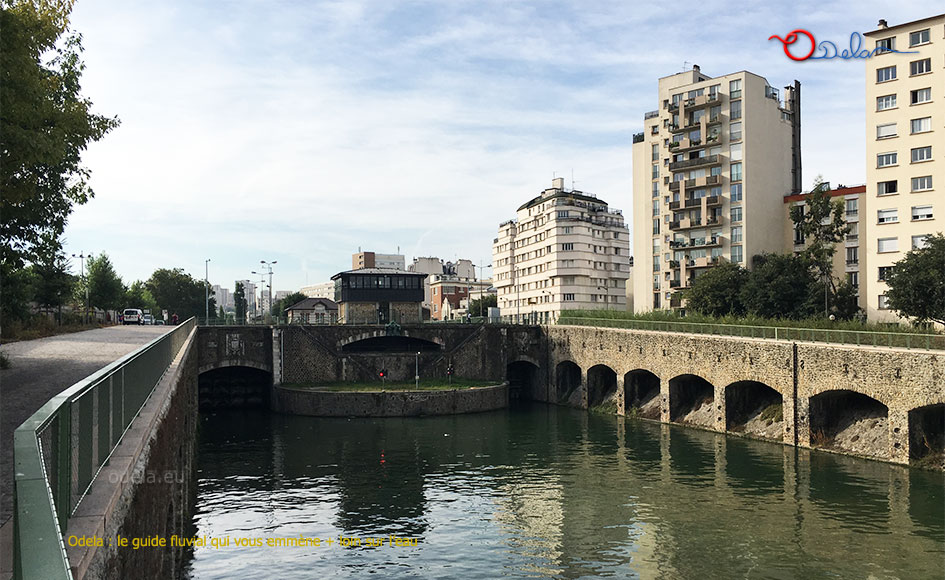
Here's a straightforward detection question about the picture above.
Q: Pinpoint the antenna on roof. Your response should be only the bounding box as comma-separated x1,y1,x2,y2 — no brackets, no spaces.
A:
683,61,691,72
571,168,578,192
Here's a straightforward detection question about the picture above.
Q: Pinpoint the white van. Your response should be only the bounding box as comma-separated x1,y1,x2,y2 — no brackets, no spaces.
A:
123,309,144,325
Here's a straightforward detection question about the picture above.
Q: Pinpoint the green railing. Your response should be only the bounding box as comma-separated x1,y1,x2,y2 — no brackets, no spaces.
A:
555,316,945,350
13,318,196,580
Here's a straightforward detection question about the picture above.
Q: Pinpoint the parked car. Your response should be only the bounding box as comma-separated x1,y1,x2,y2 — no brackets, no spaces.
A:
123,309,144,325
143,314,153,325
154,319,166,326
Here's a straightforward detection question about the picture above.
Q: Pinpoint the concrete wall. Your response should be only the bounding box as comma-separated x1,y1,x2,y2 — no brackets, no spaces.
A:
272,384,508,417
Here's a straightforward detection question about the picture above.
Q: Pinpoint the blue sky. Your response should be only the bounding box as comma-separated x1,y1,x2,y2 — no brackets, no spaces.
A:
62,1,942,293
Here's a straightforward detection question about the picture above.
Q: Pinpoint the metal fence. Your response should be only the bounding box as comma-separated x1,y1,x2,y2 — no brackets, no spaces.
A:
13,318,196,580
555,316,945,350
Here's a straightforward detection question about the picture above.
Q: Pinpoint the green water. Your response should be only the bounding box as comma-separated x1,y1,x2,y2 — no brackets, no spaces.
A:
186,405,944,579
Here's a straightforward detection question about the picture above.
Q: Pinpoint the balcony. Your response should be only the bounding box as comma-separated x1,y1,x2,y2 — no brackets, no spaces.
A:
632,132,645,144
705,175,721,185
669,279,681,288
688,236,722,248
669,200,682,210
669,217,703,231
669,154,720,172
669,181,680,192
644,110,659,120
706,195,721,207
685,197,702,208
669,260,680,269
705,215,721,226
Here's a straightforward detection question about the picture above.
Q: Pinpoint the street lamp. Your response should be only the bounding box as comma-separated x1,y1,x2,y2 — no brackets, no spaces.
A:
415,351,420,389
205,258,211,324
72,252,88,324
260,260,277,317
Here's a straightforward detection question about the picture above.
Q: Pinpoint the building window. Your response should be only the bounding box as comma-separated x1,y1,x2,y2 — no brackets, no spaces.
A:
876,123,897,139
910,58,931,76
848,272,859,288
913,235,930,249
909,29,930,46
911,146,932,163
877,152,897,167
730,142,742,161
847,222,858,240
562,243,574,251
730,162,742,182
878,295,890,310
730,206,742,222
651,125,659,135
877,208,898,224
878,266,893,281
652,163,659,178
911,117,931,134
731,245,743,263
911,176,932,192
912,205,933,221
728,122,742,142
731,226,742,243
911,88,932,105
562,226,572,233
652,143,659,161
877,237,898,253
652,218,660,234
730,183,743,202
729,79,742,99
846,199,858,216
563,293,575,301
877,180,898,196
730,100,742,120
876,94,897,110
652,199,659,216
652,181,659,198
557,210,569,218
876,65,896,82
846,247,858,264
875,37,894,53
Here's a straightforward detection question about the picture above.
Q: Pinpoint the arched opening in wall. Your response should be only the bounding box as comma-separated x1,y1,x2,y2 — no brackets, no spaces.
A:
555,361,581,405
669,374,714,428
507,361,539,401
625,370,660,419
908,404,944,467
725,381,783,441
809,390,888,458
198,366,272,411
341,335,442,353
586,364,617,412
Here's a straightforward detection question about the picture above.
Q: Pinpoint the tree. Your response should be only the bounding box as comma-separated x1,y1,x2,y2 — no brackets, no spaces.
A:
29,234,74,322
146,268,215,320
885,233,945,326
684,262,749,317
271,291,307,317
468,294,497,316
0,1,119,272
125,280,159,313
234,282,247,323
86,253,125,311
740,253,819,319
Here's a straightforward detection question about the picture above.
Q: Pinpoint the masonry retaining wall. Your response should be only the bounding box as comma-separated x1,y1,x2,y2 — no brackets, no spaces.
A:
272,383,508,417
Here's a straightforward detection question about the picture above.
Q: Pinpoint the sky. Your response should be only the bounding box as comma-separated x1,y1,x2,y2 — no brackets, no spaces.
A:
61,0,942,294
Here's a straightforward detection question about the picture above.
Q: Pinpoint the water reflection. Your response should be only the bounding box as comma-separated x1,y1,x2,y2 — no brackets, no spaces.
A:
187,404,944,579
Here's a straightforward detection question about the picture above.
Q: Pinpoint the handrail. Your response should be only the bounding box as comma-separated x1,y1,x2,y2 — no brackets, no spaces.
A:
554,316,944,350
13,318,196,580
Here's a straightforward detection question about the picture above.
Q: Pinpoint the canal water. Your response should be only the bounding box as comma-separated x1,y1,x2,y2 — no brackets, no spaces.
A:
186,404,944,579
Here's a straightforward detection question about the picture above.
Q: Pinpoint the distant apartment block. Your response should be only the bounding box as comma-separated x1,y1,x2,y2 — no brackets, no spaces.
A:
408,257,478,311
352,251,406,271
212,284,230,311
492,177,630,323
631,66,800,311
236,280,257,312
864,15,943,324
300,281,336,300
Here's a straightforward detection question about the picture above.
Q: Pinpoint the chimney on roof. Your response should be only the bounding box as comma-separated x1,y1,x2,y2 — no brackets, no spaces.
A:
692,64,700,72
878,19,888,28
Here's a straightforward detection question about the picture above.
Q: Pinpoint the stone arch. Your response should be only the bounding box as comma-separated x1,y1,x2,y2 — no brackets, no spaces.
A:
669,374,714,427
724,380,783,441
908,403,944,464
587,364,618,410
555,360,582,405
340,335,442,353
337,331,445,351
198,359,272,375
198,365,272,411
506,360,540,400
809,390,888,457
624,369,660,419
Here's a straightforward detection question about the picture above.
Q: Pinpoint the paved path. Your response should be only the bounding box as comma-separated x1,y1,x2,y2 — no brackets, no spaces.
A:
0,325,171,528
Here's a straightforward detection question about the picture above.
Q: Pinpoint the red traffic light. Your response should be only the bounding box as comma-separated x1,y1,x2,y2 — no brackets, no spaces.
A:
379,369,386,378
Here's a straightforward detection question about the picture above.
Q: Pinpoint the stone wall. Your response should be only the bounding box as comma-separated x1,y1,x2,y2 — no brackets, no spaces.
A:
272,384,508,417
390,302,422,324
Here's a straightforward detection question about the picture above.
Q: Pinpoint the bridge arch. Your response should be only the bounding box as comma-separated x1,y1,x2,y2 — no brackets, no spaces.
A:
669,374,714,427
337,331,445,352
198,359,272,375
198,365,272,411
809,390,888,456
624,369,660,419
587,364,617,410
908,403,944,464
507,360,540,400
340,335,442,353
724,381,783,440
555,361,582,404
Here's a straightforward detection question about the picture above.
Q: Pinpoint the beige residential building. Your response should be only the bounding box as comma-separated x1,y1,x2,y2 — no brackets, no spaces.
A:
631,66,800,311
492,177,630,323
864,15,943,324
300,281,335,300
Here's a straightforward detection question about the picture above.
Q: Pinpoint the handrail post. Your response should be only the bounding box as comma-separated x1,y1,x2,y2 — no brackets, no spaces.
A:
56,405,71,530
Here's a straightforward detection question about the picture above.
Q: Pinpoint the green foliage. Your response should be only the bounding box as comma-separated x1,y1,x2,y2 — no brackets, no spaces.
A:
469,293,497,316
740,253,819,319
125,280,158,313
0,1,119,271
234,281,247,322
86,253,125,311
886,233,945,325
684,262,749,317
146,268,215,320
271,291,307,317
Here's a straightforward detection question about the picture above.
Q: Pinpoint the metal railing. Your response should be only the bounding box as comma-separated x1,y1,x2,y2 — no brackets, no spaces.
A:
554,316,944,350
13,318,196,580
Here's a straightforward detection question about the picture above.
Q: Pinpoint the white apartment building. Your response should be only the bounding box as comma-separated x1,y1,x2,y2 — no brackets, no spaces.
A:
301,281,335,300
631,66,800,311
492,177,630,323
212,284,231,311
864,15,943,324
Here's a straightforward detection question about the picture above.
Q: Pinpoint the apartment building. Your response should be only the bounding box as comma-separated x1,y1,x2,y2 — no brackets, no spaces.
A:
864,15,943,324
492,177,630,323
300,281,335,300
631,66,800,311
783,184,866,307
352,251,406,271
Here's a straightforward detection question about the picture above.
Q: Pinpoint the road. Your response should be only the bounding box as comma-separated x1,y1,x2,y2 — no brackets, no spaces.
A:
0,325,171,529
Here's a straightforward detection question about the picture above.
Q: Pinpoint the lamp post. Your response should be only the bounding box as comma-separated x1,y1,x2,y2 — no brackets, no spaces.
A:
415,351,420,389
250,272,267,322
475,262,491,318
260,260,277,318
205,258,211,324
72,252,88,324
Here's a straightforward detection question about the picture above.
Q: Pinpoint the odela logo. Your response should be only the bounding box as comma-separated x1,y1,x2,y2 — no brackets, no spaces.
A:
769,30,918,61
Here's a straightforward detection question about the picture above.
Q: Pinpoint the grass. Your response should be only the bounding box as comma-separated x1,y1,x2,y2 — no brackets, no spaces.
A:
2,318,104,342
282,377,500,392
759,402,784,424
